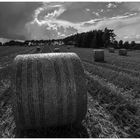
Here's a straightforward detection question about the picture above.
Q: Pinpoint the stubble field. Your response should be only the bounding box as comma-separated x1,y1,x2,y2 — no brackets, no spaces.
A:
0,45,140,138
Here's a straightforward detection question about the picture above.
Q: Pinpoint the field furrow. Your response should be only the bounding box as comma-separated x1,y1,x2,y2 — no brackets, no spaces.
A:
83,61,140,98
83,59,140,77
0,45,140,138
83,93,126,138
68,47,140,71
86,71,140,138
106,58,140,72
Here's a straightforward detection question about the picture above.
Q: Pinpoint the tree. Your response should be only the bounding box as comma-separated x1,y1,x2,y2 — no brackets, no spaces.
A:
102,28,116,47
90,31,98,48
63,27,116,49
130,41,136,49
119,40,123,49
113,40,118,49
123,41,129,49
97,30,104,47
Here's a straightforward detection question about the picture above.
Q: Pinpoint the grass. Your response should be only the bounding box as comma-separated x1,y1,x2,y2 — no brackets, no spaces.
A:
66,47,140,71
101,50,140,72
86,71,140,138
0,47,35,69
83,93,125,138
1,45,140,138
0,104,15,138
0,46,35,58
83,61,140,98
39,45,140,137
0,46,38,137
41,45,53,53
106,57,140,72
83,59,140,77
0,87,127,138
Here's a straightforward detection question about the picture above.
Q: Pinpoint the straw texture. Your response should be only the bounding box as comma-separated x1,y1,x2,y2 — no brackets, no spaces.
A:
119,49,127,56
12,53,87,131
109,48,115,53
53,48,60,52
36,47,41,52
93,50,104,62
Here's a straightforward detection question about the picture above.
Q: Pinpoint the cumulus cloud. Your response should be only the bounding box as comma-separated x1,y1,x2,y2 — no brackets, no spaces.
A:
123,2,140,12
100,9,104,12
25,3,78,40
86,8,90,12
26,18,78,40
0,2,140,42
107,3,117,8
25,2,115,40
73,12,140,42
92,11,99,16
95,13,140,41
25,2,140,42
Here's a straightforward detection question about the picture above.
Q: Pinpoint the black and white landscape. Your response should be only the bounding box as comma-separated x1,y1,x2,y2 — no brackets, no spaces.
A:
0,1,140,138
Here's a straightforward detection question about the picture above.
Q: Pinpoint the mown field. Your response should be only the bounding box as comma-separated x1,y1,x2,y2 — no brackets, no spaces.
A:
0,45,140,138
0,46,38,137
46,45,140,138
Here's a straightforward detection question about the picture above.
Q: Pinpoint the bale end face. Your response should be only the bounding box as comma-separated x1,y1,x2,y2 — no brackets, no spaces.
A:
93,50,104,62
36,47,41,52
109,48,115,53
12,53,87,131
119,49,127,56
53,48,60,52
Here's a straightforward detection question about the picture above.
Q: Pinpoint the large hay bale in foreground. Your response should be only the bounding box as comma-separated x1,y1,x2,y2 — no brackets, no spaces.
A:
53,48,60,52
119,49,127,56
108,48,115,53
12,53,87,131
93,49,104,62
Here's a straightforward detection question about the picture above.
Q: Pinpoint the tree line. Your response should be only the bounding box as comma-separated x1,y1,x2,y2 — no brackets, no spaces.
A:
63,28,138,50
0,39,63,47
63,28,115,48
0,27,139,50
113,40,136,50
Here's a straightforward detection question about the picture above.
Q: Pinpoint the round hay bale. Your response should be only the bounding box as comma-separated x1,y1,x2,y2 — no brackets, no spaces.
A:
119,49,127,56
12,53,87,131
108,48,115,53
53,48,60,52
36,47,41,52
93,49,104,62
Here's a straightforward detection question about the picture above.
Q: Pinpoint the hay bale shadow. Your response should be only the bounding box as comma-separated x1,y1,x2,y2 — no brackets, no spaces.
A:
119,54,129,57
95,60,106,63
15,123,89,138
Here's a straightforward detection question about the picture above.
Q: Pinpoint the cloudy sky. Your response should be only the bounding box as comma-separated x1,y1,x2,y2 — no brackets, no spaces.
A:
1,2,140,42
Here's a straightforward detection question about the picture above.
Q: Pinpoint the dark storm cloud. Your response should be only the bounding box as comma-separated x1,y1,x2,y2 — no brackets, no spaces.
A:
0,2,42,40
